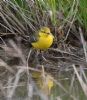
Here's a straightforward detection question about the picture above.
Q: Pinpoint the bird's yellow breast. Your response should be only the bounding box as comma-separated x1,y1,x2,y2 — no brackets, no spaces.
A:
31,33,54,49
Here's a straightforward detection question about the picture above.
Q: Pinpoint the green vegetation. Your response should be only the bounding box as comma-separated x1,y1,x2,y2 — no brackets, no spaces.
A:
78,0,87,31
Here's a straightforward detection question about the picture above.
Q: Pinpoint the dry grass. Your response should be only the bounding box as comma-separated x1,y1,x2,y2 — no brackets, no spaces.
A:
0,0,87,100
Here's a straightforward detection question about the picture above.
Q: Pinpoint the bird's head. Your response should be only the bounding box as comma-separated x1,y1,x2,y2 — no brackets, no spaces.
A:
39,27,51,37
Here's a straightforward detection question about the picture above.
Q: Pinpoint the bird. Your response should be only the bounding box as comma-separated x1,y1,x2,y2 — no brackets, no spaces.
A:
31,27,54,50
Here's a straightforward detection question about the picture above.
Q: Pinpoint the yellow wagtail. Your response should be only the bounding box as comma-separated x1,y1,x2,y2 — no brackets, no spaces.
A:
31,27,54,49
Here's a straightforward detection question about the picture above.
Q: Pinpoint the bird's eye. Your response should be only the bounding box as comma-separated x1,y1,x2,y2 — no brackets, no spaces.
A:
41,31,50,34
41,31,46,33
47,32,50,34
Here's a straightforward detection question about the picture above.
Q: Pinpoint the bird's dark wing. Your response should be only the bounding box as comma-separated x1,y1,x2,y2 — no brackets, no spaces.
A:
29,34,39,43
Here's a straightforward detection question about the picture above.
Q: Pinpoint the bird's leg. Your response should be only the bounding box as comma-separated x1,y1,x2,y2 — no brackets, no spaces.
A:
35,50,40,64
40,50,48,62
35,50,48,65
